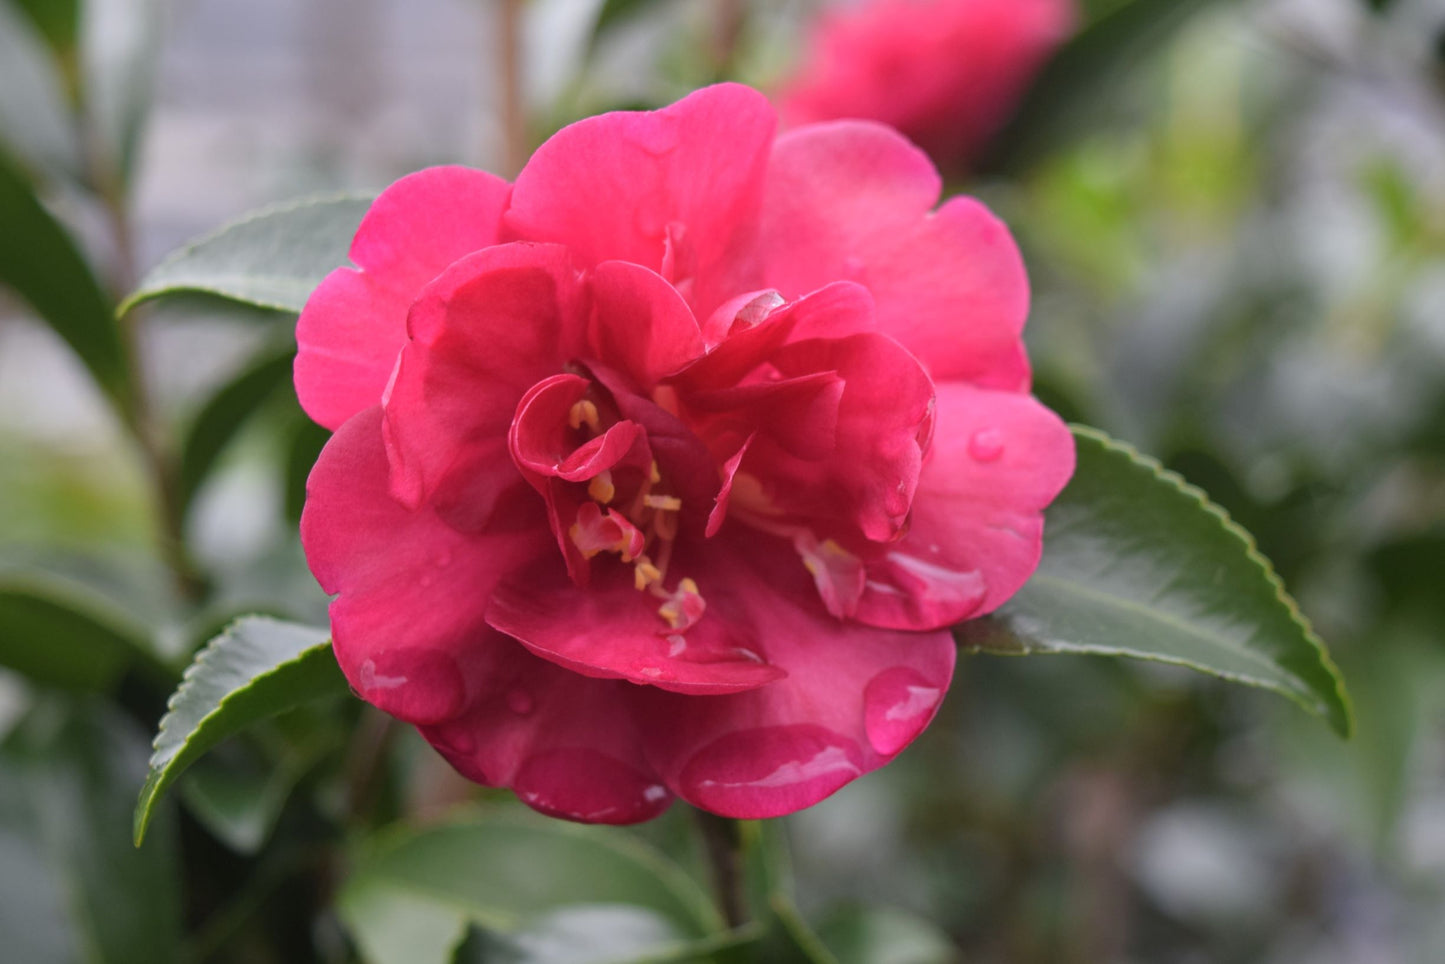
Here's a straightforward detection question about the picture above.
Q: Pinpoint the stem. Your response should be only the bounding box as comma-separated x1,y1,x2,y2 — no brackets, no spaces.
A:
97,168,207,602
497,0,528,177
694,809,748,929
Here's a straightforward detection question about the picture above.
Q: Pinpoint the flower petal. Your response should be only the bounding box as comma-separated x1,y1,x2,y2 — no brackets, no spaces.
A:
295,166,510,429
301,407,549,725
505,83,775,317
636,537,955,818
486,553,787,695
382,242,588,507
853,381,1076,630
417,636,674,824
588,260,706,392
759,122,1030,388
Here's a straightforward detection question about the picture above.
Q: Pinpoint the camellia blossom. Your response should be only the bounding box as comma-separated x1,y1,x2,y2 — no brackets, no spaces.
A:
296,84,1074,823
776,0,1076,171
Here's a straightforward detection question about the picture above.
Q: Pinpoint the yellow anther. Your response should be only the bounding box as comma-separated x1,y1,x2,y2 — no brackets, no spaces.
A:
587,470,615,504
634,558,662,591
679,577,699,595
649,461,662,484
643,494,682,512
568,399,600,432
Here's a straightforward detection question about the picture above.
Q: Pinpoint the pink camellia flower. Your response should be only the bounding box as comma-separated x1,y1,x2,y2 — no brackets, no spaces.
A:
776,0,1075,171
296,84,1073,823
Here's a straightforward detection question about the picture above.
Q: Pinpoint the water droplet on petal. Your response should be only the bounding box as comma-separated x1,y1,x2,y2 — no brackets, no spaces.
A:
680,725,863,818
356,649,466,725
864,667,944,756
968,428,1005,462
514,748,672,824
506,688,535,715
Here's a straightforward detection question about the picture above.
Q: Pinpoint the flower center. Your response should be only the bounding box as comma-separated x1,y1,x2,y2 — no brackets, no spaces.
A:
562,395,706,633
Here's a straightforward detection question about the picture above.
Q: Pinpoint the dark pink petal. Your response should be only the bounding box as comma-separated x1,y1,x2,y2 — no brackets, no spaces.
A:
505,84,775,317
706,435,754,537
486,554,787,695
854,381,1075,630
636,537,955,818
508,373,644,483
301,408,549,726
295,166,510,429
752,331,935,542
588,261,705,392
685,371,844,462
758,122,1030,389
417,635,673,824
382,242,588,507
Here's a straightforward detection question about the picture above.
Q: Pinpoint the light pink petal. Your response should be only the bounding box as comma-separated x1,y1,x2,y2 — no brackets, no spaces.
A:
588,261,706,392
486,553,787,695
758,122,1030,389
854,381,1075,630
382,242,589,507
418,636,674,824
505,84,775,317
295,166,510,429
301,407,549,726
636,536,955,818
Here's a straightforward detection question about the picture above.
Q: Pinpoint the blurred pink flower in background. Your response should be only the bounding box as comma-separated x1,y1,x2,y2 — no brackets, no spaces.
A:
296,84,1073,825
777,0,1076,171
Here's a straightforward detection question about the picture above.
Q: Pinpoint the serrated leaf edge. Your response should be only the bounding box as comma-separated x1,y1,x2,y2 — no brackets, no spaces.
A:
134,615,332,845
968,425,1353,737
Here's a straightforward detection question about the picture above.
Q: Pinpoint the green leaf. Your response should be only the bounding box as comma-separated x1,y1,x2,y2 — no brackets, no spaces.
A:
283,414,331,525
0,0,81,178
79,0,167,187
0,576,168,691
339,809,724,964
984,0,1219,172
0,147,130,410
1,700,182,964
452,911,760,964
134,616,347,845
957,426,1353,736
178,342,296,518
119,192,375,316
11,0,81,59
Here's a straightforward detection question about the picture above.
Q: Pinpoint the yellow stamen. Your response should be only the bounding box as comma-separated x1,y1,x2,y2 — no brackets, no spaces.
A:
649,461,662,484
643,494,682,512
587,470,615,504
634,557,662,591
568,399,600,432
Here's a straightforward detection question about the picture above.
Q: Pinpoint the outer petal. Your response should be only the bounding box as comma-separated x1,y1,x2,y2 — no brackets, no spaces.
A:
418,637,675,825
854,381,1075,630
295,166,510,429
758,122,1030,389
505,84,775,317
636,536,956,819
486,553,788,695
301,407,550,726
382,242,588,507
